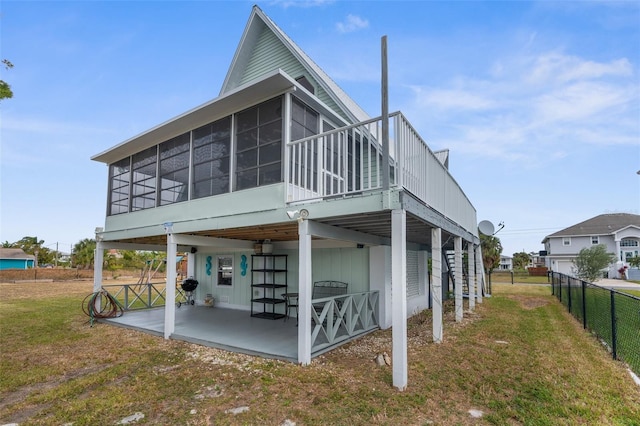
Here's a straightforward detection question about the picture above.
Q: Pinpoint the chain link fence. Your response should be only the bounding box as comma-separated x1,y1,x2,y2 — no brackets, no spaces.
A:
551,272,640,377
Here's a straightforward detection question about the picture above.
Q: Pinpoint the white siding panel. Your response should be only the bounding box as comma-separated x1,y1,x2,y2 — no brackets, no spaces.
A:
407,250,419,298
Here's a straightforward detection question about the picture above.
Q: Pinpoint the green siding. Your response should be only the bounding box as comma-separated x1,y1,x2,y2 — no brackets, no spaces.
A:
193,247,370,307
240,25,348,122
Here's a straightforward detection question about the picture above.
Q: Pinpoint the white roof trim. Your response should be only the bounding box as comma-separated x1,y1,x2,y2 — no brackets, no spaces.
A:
92,70,297,164
221,5,371,124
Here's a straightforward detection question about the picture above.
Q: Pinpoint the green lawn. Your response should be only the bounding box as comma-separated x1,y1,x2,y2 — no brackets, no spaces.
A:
1,281,639,425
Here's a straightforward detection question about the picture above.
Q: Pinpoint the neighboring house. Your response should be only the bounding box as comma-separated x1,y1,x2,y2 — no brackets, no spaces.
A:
0,248,35,270
542,213,640,279
91,6,482,389
499,255,512,271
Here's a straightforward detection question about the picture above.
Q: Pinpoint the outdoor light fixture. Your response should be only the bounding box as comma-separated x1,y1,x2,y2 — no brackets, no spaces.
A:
286,209,309,222
163,221,174,234
94,227,104,242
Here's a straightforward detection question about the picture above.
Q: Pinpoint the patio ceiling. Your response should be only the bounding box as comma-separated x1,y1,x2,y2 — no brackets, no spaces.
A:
105,211,453,250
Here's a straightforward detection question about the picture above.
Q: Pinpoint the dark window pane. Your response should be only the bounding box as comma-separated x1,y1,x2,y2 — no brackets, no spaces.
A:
259,98,282,124
236,169,257,190
259,121,282,145
237,150,258,170
237,107,257,132
192,116,231,200
260,142,281,165
259,162,281,185
235,96,283,190
237,130,257,151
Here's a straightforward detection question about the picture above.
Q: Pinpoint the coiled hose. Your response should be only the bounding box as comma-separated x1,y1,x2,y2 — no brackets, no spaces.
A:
82,289,124,326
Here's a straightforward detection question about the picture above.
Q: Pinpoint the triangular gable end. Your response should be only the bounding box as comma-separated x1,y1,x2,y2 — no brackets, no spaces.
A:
220,5,370,125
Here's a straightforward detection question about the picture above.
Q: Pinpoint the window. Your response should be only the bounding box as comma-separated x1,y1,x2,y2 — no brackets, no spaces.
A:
235,97,283,190
290,97,319,192
159,132,190,206
131,146,157,211
295,75,314,94
563,237,571,246
216,255,233,286
192,116,231,199
591,236,599,245
621,239,639,247
108,157,131,215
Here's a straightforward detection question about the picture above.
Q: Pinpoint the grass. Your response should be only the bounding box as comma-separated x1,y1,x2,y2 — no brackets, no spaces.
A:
1,281,639,425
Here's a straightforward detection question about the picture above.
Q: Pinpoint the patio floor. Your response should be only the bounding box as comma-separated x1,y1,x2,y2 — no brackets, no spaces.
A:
103,305,299,362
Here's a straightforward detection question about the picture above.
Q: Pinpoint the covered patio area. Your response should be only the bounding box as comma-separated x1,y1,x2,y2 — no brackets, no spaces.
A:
103,306,299,362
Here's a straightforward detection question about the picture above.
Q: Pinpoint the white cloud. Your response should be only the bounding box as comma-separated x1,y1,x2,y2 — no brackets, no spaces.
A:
526,53,632,85
404,50,639,164
336,14,369,34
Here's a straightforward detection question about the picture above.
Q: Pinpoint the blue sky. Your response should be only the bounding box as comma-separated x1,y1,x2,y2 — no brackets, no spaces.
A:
1,0,638,257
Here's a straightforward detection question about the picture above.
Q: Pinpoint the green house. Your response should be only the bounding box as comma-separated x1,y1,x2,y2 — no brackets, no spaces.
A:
91,6,485,390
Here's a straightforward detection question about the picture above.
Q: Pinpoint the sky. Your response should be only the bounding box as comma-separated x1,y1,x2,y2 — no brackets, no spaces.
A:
1,0,639,257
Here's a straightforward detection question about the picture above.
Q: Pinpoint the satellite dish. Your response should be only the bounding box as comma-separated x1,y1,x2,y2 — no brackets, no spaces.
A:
478,220,495,235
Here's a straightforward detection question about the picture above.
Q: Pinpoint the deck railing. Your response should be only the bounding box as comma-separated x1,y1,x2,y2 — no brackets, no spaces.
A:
101,283,187,310
286,111,477,233
311,290,379,354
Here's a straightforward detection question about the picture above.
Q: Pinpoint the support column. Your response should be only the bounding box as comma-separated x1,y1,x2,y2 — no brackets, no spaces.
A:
187,252,196,278
476,246,482,303
468,244,476,311
93,241,104,293
297,219,312,365
454,236,463,322
432,227,443,344
391,209,407,390
369,246,392,329
164,233,177,339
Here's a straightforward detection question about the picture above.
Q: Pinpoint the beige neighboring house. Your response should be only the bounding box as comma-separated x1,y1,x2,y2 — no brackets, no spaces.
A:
542,213,640,279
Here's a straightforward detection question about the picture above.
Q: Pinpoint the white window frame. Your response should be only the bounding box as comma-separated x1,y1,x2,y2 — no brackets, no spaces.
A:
562,237,571,246
215,255,234,287
591,236,599,245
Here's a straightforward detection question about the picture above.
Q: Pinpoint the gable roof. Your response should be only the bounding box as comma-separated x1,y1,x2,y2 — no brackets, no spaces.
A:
543,213,640,241
220,5,370,124
0,248,35,260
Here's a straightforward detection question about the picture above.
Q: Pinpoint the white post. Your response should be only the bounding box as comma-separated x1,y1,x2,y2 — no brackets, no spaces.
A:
369,246,392,329
297,219,312,365
476,245,484,304
391,209,407,390
93,241,104,293
187,252,196,278
454,236,463,322
468,244,476,311
431,227,443,343
164,233,177,339
469,245,479,311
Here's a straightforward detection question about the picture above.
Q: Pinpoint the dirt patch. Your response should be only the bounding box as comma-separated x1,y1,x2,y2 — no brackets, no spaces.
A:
506,294,551,310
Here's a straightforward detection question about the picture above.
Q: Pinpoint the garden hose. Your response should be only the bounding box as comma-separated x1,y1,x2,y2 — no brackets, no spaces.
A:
82,289,124,326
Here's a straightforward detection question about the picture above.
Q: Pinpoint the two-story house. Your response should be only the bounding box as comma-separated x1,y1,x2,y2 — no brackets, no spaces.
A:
90,6,482,390
542,213,640,279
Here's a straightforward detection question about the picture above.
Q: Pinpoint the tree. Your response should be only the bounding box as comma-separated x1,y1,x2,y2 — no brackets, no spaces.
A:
572,244,615,283
512,251,530,270
73,238,97,269
0,59,14,100
480,233,502,274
